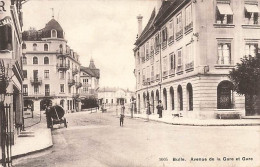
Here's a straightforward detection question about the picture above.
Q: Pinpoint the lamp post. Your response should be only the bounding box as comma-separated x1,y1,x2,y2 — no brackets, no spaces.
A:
158,81,162,102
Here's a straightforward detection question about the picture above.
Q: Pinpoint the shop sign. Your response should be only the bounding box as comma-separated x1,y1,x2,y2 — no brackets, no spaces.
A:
0,0,12,26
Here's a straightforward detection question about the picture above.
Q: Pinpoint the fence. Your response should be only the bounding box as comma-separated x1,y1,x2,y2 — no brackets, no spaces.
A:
0,103,12,167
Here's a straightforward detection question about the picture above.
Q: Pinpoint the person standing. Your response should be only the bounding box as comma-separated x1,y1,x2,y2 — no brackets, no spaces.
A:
45,104,52,128
156,100,163,118
120,104,125,126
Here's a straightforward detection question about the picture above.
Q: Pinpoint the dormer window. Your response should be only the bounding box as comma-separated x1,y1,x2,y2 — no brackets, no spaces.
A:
44,44,48,51
51,29,57,38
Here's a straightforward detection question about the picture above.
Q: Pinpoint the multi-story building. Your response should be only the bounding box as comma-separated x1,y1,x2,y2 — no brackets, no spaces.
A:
22,18,83,113
0,0,24,144
134,0,260,118
79,58,100,99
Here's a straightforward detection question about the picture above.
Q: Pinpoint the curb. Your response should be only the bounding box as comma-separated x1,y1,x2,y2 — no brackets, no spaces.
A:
125,115,260,126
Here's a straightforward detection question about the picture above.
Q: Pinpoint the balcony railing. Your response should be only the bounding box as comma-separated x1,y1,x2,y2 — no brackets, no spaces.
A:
162,41,167,49
23,92,28,96
169,68,175,77
185,61,194,71
163,71,168,79
57,63,69,71
176,29,183,40
156,74,160,81
75,82,82,88
68,79,75,86
168,36,174,44
83,83,91,87
30,77,42,86
185,22,193,33
72,68,79,76
176,65,183,74
45,91,55,97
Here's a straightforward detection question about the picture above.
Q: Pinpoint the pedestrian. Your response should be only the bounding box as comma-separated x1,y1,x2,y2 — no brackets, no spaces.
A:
156,100,163,118
120,104,125,126
45,104,52,128
147,102,151,115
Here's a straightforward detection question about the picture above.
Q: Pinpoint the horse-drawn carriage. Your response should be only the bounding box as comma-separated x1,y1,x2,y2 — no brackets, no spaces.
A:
47,105,68,128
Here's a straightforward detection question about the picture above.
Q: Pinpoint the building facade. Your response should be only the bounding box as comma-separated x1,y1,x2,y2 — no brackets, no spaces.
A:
134,0,260,118
22,18,84,113
0,0,24,144
79,59,100,99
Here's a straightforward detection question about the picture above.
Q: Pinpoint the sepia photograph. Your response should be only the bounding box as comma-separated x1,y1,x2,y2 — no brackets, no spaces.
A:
0,0,260,166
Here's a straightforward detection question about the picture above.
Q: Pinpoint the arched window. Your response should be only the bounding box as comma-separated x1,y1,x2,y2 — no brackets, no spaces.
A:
217,81,234,109
170,87,174,110
51,29,57,38
163,88,167,110
33,57,38,64
187,83,193,111
177,85,183,111
44,44,48,51
59,44,63,53
44,57,49,64
33,43,37,51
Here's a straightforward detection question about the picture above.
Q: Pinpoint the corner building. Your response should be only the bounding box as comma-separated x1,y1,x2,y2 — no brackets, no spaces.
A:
22,18,83,112
134,0,260,118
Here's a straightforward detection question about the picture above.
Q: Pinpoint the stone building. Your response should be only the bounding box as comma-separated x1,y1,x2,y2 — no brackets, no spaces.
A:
0,0,24,144
22,18,83,113
133,0,260,118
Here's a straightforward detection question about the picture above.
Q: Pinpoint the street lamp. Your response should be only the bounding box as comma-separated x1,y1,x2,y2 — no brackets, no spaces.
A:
158,81,162,102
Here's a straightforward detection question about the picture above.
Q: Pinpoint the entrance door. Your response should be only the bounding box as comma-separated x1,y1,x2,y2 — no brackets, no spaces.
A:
217,81,233,109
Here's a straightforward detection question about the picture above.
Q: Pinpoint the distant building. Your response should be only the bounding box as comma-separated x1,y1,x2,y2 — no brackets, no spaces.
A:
98,87,135,106
79,58,100,99
0,0,24,144
133,0,260,118
22,18,99,112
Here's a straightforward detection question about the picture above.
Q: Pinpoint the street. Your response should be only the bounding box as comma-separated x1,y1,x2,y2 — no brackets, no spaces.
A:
13,111,260,167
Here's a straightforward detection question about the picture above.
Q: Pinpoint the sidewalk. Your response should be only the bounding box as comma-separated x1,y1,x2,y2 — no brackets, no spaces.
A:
1,111,53,161
125,113,260,126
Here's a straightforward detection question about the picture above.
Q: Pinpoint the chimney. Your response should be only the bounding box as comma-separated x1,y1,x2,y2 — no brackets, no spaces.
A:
137,14,143,37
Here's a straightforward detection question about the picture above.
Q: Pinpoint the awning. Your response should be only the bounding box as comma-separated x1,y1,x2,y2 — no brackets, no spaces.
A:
217,4,233,15
245,4,260,13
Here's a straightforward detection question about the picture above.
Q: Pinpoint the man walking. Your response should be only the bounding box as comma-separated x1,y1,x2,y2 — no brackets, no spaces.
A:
120,104,125,126
156,100,163,118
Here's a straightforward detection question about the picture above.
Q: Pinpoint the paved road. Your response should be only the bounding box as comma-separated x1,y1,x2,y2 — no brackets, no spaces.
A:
13,112,260,167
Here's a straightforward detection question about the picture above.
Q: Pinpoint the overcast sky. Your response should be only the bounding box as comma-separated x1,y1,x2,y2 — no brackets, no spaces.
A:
22,0,157,91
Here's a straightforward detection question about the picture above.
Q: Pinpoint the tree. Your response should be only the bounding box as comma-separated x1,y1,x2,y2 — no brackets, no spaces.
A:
228,54,260,115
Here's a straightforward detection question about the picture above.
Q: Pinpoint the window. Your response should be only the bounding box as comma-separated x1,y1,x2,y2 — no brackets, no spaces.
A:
177,49,183,67
111,99,113,104
51,29,57,38
69,86,71,93
216,2,233,24
245,43,258,57
60,84,64,93
163,56,168,72
106,99,108,103
23,70,27,79
185,43,194,70
45,84,50,96
145,42,149,60
244,3,260,25
156,61,160,76
185,4,193,32
138,72,140,84
217,42,231,65
151,66,154,78
59,44,63,53
150,37,155,56
23,85,28,96
22,56,27,64
170,53,175,70
161,27,167,48
44,57,49,64
168,20,174,43
44,70,49,79
146,66,150,80
34,85,39,94
0,25,12,51
33,43,37,51
33,57,38,64
44,44,48,51
60,71,65,79
176,13,182,33
142,68,146,83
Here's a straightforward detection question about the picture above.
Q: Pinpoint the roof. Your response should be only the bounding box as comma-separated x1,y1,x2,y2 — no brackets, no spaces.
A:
80,66,100,79
135,0,187,46
99,87,135,93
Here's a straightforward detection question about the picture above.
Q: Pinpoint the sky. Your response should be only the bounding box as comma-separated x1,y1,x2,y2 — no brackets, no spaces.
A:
22,0,157,91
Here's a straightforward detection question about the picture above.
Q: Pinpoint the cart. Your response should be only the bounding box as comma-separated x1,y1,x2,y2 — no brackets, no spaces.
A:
49,105,68,128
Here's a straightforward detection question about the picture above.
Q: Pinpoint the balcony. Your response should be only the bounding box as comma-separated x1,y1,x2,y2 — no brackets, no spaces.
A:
82,83,91,87
169,69,175,77
176,65,183,75
146,78,150,84
156,74,160,81
45,91,55,97
68,79,75,86
72,93,80,99
168,36,174,45
185,61,194,72
151,76,155,83
176,29,183,40
75,82,82,88
25,92,44,99
23,92,28,96
162,41,167,49
72,68,79,76
163,71,168,79
57,63,69,71
30,77,42,86
185,22,193,34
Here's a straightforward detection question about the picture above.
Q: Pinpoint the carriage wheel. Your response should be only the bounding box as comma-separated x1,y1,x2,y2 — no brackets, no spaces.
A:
64,118,68,128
